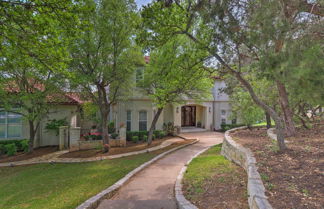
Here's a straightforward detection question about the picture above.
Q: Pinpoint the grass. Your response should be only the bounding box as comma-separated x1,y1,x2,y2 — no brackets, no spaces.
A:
253,120,275,127
183,144,236,199
0,149,169,209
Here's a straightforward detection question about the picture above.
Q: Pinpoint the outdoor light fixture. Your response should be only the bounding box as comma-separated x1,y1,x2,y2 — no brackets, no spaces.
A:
209,107,211,113
176,107,179,113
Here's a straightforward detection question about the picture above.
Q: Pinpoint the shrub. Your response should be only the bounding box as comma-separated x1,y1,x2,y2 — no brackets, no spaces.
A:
126,131,139,141
45,118,68,135
108,121,116,133
5,143,17,156
163,122,175,136
84,134,102,140
139,131,148,140
111,133,118,139
132,136,139,143
153,130,163,139
152,134,156,140
0,139,30,152
0,144,5,155
20,139,29,153
143,135,148,142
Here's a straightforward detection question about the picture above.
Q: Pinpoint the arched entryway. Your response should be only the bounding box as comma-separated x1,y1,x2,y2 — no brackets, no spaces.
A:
181,105,196,127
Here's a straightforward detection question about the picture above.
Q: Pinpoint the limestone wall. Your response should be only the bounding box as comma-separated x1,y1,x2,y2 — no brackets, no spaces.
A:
221,127,273,209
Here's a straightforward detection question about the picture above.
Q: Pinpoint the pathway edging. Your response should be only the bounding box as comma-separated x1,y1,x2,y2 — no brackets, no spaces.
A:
76,139,199,209
174,146,211,209
221,126,273,209
0,138,184,167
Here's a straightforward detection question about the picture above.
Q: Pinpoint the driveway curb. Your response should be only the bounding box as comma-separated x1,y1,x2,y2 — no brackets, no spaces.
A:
76,139,199,209
174,146,211,209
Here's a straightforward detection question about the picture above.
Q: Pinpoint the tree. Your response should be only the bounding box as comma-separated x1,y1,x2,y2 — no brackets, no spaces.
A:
69,0,142,151
139,0,323,151
139,37,212,145
0,0,82,152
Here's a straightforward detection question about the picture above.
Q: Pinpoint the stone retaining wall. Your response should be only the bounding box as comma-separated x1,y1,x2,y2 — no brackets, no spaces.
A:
221,127,273,209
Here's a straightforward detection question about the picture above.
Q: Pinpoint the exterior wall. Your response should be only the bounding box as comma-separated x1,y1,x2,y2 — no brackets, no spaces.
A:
113,100,165,132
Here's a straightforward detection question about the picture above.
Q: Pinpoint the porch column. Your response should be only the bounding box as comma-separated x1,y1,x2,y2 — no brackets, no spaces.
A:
173,105,181,127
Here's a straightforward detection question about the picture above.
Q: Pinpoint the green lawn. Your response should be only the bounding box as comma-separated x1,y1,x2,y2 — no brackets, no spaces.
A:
183,144,248,207
0,150,165,209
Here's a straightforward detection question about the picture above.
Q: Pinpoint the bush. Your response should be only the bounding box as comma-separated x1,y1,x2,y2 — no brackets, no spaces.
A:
132,136,139,143
5,143,17,156
84,134,102,140
143,135,148,142
152,134,156,140
163,122,175,136
0,144,5,155
153,130,163,139
108,121,116,133
139,131,148,140
45,118,68,135
20,139,29,153
126,131,139,141
0,139,30,152
111,133,118,139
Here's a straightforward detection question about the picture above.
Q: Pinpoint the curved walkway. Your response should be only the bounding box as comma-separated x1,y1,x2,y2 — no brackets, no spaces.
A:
97,131,223,209
0,137,184,167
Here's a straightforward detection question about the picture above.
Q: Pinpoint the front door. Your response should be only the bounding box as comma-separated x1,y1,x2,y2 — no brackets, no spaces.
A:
181,106,196,127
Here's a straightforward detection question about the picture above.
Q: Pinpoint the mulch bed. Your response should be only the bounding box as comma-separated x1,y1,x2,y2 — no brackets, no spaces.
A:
0,146,58,163
231,124,324,209
59,137,184,158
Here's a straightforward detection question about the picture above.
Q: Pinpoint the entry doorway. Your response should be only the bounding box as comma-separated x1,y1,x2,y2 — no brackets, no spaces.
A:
181,106,196,127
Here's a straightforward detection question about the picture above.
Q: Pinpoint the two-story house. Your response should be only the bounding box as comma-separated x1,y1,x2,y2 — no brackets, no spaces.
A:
109,57,235,133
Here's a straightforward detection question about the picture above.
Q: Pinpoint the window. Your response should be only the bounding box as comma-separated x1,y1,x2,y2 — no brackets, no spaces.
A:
232,118,237,124
0,111,22,139
221,109,226,116
221,118,226,124
139,110,147,131
126,110,131,131
136,67,144,85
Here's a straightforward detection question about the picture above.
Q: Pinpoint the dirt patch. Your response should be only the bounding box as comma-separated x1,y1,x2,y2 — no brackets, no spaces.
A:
59,137,187,158
231,124,324,209
0,146,58,163
183,145,248,209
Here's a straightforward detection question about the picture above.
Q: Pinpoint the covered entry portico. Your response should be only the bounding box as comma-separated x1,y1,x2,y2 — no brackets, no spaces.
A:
173,103,213,132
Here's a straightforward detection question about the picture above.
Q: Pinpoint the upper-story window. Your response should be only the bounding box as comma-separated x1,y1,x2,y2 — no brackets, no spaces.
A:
0,111,22,139
139,110,147,131
136,67,144,85
221,109,226,116
126,110,131,131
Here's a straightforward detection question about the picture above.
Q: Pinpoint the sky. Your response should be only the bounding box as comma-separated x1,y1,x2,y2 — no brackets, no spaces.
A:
135,0,152,8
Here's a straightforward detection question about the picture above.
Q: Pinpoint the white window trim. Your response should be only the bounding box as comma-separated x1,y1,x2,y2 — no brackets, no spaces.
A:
0,110,23,139
126,110,132,131
138,110,147,131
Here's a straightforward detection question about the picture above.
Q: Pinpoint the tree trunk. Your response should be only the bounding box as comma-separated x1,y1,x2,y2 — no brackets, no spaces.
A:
101,109,109,152
265,111,271,129
276,81,296,136
147,108,163,146
28,120,35,153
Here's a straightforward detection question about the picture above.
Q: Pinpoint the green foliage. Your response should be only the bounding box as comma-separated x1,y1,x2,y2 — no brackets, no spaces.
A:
4,144,17,156
84,135,102,141
0,139,30,152
111,133,118,139
163,122,175,136
153,130,165,139
143,135,148,142
0,144,5,155
20,140,29,153
82,102,100,123
108,122,116,134
45,118,68,135
132,136,139,143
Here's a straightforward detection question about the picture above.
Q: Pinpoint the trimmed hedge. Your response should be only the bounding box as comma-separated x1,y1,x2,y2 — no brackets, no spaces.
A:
0,139,29,152
4,144,17,156
126,130,166,141
132,136,139,143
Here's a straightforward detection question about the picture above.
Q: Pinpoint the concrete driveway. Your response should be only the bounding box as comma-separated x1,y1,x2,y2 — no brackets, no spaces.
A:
97,131,224,209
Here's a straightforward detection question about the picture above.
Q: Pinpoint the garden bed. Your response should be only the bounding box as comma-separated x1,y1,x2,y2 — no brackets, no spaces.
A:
182,144,248,209
230,124,324,209
0,146,58,163
59,137,176,158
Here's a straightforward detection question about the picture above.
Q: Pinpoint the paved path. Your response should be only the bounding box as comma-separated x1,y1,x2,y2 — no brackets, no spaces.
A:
97,131,224,209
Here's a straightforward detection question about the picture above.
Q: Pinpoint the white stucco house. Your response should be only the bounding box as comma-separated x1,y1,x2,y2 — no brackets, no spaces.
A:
109,57,235,133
